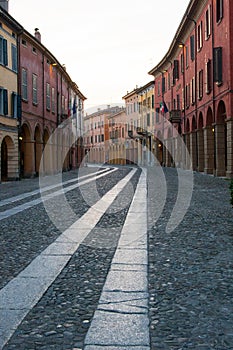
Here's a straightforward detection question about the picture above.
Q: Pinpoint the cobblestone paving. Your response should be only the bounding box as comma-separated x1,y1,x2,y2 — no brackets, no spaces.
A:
148,168,233,350
2,167,141,349
1,166,233,349
0,167,131,290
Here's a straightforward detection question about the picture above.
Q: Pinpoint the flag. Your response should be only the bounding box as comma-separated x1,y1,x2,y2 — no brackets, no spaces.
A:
72,98,77,117
160,100,169,114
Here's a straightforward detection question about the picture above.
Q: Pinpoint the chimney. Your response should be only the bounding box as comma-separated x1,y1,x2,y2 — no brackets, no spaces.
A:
0,0,9,11
34,28,41,42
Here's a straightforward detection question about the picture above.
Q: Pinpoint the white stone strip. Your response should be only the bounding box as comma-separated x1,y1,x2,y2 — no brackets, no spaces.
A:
0,167,110,208
0,168,137,349
0,167,117,221
84,167,150,350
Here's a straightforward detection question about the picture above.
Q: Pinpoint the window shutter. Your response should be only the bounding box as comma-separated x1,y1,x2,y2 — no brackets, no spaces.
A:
17,94,22,119
12,45,17,71
190,35,195,61
213,47,222,84
162,76,166,94
3,39,8,66
174,60,179,80
3,89,8,115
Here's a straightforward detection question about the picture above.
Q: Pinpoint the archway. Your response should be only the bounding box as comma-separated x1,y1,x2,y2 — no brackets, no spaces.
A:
1,138,8,181
1,136,17,181
20,124,34,177
204,107,214,174
215,100,226,176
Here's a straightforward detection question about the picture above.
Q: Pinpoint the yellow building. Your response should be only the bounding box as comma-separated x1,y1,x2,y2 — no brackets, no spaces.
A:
123,81,155,165
0,6,21,181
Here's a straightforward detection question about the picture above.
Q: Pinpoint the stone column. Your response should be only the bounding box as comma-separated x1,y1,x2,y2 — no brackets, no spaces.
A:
197,129,204,172
226,118,233,178
215,123,226,177
189,131,197,171
203,126,214,174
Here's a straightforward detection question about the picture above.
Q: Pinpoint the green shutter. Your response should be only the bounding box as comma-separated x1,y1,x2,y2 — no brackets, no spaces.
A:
3,89,8,115
3,39,8,66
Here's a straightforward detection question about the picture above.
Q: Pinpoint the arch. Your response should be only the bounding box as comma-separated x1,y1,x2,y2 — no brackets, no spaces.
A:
216,100,226,124
215,100,227,176
198,112,204,130
20,123,33,177
197,112,204,172
1,136,17,181
206,107,213,127
191,115,197,132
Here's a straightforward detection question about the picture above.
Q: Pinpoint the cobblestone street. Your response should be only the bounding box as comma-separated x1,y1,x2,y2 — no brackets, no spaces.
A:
0,165,233,350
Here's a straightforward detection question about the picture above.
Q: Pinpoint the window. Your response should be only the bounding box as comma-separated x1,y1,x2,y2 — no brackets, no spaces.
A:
173,60,179,80
185,84,190,108
185,46,189,68
158,81,160,96
147,113,150,127
168,73,171,90
0,36,8,66
155,108,160,123
181,53,184,73
216,0,223,23
0,88,8,115
191,77,195,104
50,87,54,113
32,74,38,104
46,83,50,110
11,92,17,118
205,5,211,39
198,70,203,99
22,39,27,46
190,35,195,61
182,89,185,110
22,68,28,101
213,47,222,85
206,59,212,94
152,95,154,109
197,21,203,51
177,94,180,110
11,44,17,72
162,76,166,93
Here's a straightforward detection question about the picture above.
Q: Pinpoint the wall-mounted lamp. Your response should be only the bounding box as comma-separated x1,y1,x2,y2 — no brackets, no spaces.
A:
212,127,215,133
158,143,162,148
19,136,23,141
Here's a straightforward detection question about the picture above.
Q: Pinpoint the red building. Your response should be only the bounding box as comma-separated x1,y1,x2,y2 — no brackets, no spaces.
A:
18,28,86,177
149,0,233,178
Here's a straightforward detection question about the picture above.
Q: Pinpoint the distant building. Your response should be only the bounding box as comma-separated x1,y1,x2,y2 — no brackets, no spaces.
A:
83,105,126,164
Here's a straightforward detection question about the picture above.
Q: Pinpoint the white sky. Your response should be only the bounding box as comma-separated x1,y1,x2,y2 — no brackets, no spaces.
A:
9,0,190,112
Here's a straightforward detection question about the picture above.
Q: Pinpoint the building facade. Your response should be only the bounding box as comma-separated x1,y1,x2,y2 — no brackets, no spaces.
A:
84,106,126,164
0,5,21,181
18,28,86,177
1,2,86,181
149,0,233,178
122,81,155,165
